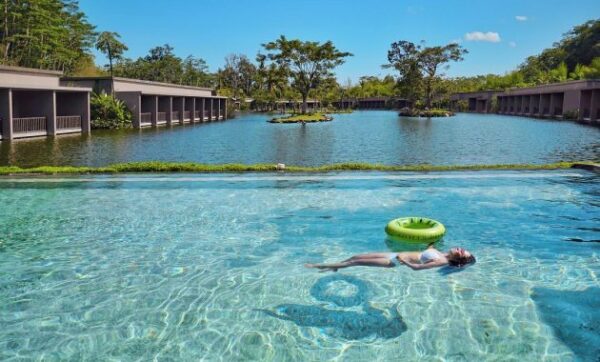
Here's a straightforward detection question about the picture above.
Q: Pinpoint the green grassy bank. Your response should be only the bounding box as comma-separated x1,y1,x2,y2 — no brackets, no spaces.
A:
0,161,597,175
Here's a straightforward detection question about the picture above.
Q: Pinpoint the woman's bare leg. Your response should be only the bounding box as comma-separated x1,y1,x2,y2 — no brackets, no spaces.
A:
305,257,394,272
341,252,394,262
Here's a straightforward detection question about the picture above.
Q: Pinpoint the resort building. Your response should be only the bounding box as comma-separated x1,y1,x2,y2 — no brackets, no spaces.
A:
357,97,388,109
497,80,600,123
450,80,600,124
0,65,91,140
231,97,255,111
332,97,411,110
332,98,356,109
449,91,499,113
274,99,321,113
62,77,227,128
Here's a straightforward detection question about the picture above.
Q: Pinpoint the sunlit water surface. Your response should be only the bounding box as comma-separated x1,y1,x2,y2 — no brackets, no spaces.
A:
1,111,599,167
0,171,598,361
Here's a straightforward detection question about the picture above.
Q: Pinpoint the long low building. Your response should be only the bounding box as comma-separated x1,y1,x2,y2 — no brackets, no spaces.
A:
449,91,499,113
332,98,356,109
497,80,600,122
0,65,91,140
62,77,227,128
450,80,600,124
1,66,228,140
332,97,411,109
273,99,321,112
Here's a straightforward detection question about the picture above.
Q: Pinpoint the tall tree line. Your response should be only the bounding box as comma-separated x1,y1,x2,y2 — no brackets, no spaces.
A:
0,0,95,73
112,44,214,87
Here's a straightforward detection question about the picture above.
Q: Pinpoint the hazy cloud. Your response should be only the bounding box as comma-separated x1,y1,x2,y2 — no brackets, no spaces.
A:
509,41,517,47
515,15,527,21
465,31,501,42
406,5,424,15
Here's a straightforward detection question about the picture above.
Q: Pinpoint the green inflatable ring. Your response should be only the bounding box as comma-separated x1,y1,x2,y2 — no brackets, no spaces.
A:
385,217,446,243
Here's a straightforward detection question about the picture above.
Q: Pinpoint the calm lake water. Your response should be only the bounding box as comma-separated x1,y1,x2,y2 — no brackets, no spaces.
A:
0,171,598,360
1,111,598,167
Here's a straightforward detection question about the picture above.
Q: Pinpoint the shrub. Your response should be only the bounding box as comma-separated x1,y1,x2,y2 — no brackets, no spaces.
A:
91,92,133,129
490,97,499,113
563,109,579,120
398,108,455,117
455,100,468,112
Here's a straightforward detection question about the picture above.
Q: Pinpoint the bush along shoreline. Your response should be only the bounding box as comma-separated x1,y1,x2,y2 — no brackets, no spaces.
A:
0,161,597,175
90,93,133,129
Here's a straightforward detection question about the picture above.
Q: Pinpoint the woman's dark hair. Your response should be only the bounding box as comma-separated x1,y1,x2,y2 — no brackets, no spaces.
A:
448,254,476,268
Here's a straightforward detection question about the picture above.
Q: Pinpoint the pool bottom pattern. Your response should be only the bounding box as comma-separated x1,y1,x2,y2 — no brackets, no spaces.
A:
0,171,598,361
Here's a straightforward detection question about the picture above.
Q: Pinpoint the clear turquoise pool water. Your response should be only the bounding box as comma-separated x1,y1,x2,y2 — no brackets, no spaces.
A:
1,111,599,167
0,171,598,360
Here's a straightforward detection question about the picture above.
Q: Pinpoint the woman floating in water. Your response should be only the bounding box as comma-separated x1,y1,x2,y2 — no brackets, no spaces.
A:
305,245,475,272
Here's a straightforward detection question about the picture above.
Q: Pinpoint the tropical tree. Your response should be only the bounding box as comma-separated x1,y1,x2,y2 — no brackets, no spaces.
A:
262,36,352,113
386,40,467,108
181,56,213,87
95,31,128,77
548,61,568,82
312,76,340,108
217,54,257,99
253,53,289,110
560,19,600,70
143,44,184,83
419,44,467,107
384,41,423,103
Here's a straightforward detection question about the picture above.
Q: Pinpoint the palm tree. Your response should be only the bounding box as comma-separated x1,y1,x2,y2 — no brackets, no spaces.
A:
95,31,128,78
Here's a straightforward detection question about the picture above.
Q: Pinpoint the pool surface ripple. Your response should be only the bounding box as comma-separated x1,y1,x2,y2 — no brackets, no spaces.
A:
0,170,598,360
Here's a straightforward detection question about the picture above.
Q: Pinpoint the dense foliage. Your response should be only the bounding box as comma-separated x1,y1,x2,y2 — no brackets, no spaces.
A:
90,92,132,129
345,76,397,98
0,0,95,73
112,44,214,87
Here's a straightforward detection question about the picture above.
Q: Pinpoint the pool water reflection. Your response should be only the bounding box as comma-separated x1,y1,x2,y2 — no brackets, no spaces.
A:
1,111,598,167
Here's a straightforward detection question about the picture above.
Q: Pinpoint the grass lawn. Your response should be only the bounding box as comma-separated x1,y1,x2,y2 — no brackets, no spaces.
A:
0,161,596,175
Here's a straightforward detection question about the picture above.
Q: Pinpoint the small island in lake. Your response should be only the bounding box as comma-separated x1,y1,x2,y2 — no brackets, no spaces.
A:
398,107,455,117
268,113,333,123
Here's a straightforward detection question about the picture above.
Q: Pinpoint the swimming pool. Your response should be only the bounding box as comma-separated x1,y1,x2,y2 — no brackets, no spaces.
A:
0,171,598,360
